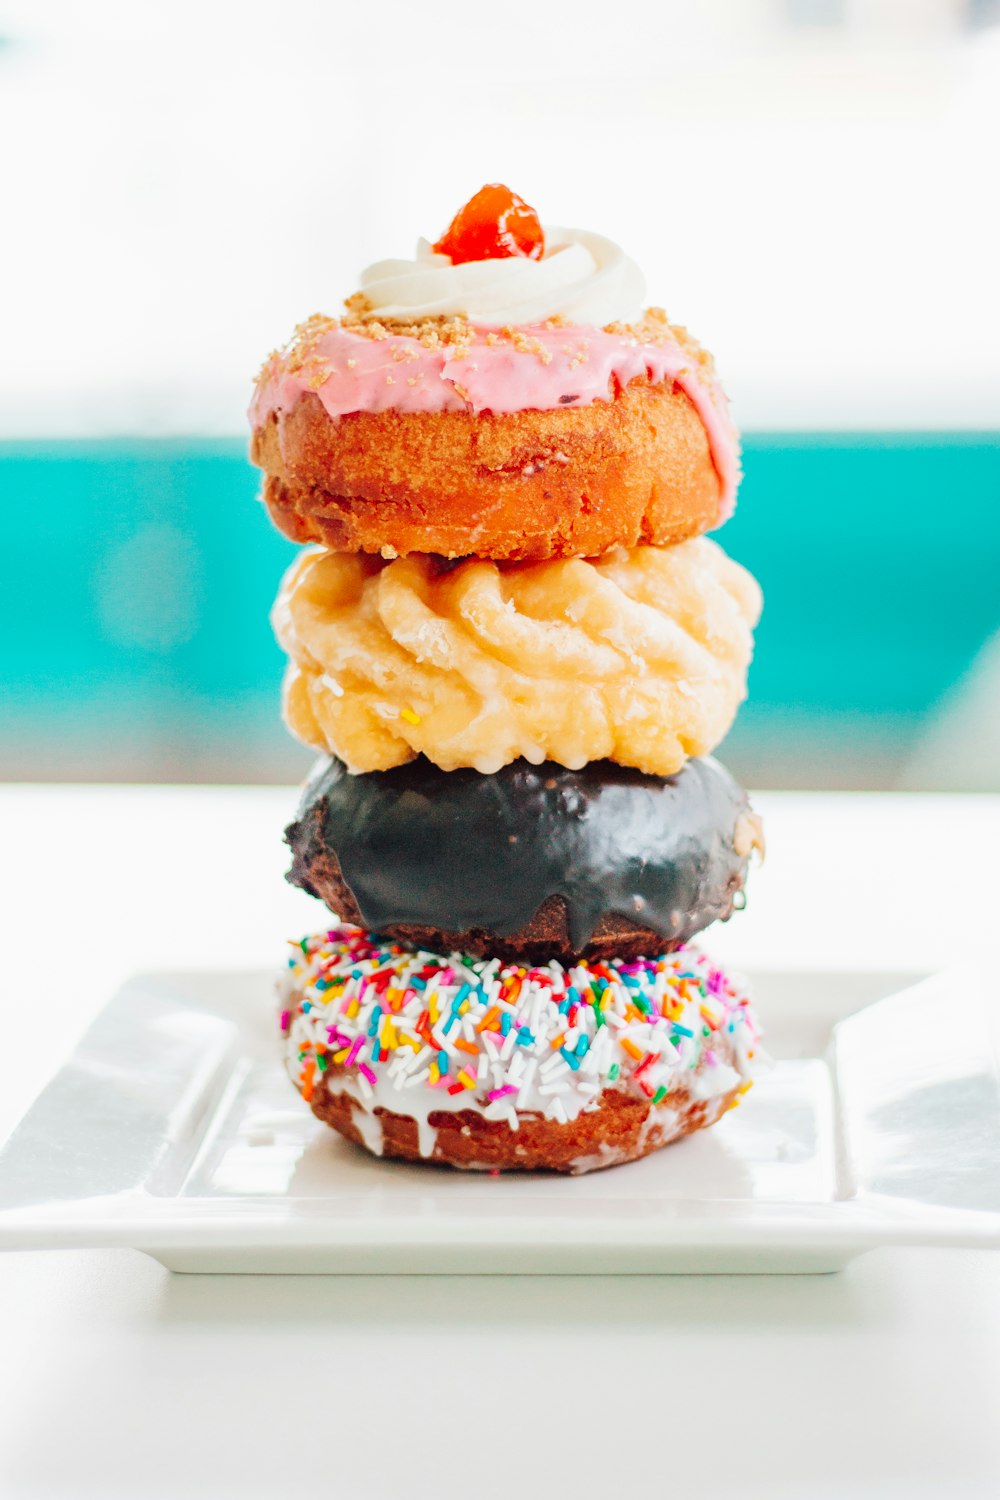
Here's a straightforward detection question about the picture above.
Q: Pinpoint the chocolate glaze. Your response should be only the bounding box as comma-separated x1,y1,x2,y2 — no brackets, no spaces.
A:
286,755,757,958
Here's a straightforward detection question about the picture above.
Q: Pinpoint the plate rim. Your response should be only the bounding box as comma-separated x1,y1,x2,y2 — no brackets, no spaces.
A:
2,965,999,1262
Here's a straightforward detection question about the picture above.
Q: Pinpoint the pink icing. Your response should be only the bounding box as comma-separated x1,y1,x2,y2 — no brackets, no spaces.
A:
250,321,741,519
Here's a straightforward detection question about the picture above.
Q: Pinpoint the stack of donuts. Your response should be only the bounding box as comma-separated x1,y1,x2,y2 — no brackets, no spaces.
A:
250,185,765,1174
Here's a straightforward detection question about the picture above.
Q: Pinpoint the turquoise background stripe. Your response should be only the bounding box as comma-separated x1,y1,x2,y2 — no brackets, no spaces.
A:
3,433,999,778
726,433,1000,721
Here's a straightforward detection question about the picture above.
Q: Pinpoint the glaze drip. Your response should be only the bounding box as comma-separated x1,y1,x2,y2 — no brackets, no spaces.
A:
286,755,756,954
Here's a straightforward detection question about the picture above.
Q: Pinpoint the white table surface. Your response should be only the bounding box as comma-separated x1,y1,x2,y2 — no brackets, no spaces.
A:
1,784,999,1499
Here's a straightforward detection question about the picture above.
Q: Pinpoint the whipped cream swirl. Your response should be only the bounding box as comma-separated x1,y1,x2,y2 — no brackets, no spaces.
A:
358,227,645,328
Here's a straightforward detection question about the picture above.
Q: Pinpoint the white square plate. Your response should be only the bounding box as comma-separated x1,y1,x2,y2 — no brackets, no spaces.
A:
1,967,999,1274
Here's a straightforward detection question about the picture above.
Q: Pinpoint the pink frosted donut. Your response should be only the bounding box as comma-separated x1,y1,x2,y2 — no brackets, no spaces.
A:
250,311,741,561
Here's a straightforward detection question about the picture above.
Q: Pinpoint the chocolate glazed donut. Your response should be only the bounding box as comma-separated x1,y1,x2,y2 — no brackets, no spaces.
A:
285,756,763,964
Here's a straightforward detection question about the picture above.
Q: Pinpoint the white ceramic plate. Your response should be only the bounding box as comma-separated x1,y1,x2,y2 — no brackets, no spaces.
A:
1,967,999,1274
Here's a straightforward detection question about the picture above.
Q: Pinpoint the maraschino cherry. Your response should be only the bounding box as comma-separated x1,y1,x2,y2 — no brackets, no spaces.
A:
433,184,544,264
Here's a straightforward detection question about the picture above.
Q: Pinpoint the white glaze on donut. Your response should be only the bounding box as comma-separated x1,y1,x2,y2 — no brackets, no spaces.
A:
280,926,759,1168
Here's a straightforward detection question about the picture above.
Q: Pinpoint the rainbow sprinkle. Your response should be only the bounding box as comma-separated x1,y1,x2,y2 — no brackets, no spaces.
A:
280,926,758,1129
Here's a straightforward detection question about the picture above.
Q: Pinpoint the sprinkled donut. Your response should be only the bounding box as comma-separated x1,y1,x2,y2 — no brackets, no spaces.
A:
282,926,759,1173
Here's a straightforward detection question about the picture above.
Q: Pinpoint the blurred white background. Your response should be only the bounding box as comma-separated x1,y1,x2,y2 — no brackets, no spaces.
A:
2,0,999,438
2,0,999,793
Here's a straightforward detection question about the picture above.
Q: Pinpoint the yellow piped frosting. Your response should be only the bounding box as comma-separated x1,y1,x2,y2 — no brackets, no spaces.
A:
273,540,762,777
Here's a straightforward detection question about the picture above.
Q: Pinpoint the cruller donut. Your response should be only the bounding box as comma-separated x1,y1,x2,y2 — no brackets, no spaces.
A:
273,539,761,778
